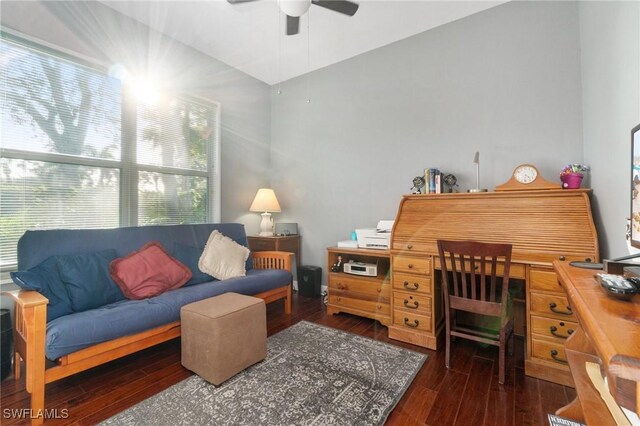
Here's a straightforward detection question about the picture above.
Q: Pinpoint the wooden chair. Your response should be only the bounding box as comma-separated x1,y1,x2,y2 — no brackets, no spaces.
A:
437,239,514,384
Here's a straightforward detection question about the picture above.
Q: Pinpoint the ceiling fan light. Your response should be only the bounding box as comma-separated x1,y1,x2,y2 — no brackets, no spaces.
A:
278,0,311,17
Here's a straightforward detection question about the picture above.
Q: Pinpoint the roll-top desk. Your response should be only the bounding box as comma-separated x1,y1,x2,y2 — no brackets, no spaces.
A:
389,189,599,386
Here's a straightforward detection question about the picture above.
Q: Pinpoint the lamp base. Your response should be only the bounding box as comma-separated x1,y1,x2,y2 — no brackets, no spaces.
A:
259,212,274,237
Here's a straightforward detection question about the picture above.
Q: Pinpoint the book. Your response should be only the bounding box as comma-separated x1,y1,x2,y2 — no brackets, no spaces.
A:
424,168,430,194
429,168,437,193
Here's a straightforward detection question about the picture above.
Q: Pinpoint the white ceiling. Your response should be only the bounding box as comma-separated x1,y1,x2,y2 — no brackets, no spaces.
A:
101,0,508,85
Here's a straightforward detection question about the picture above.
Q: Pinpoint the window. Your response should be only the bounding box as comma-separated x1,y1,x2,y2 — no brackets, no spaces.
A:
0,34,219,270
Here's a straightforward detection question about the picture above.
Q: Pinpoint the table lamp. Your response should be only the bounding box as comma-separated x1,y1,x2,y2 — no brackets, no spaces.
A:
249,188,282,236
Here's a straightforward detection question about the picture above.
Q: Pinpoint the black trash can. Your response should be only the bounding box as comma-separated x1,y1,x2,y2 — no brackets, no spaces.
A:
298,266,322,298
0,309,12,381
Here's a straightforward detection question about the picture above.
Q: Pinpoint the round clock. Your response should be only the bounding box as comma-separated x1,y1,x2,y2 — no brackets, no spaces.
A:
513,164,538,184
495,164,560,191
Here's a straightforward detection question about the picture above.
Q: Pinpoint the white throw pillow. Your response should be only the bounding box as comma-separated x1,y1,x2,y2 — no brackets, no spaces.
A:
198,230,250,280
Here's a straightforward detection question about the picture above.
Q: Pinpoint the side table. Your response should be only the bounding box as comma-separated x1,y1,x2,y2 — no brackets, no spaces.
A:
247,235,301,270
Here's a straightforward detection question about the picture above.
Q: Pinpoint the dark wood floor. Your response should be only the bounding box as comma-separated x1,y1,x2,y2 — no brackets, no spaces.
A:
0,293,574,425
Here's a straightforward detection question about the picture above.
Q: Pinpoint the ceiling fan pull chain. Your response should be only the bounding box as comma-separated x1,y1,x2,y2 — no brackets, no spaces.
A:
306,9,311,104
277,3,282,95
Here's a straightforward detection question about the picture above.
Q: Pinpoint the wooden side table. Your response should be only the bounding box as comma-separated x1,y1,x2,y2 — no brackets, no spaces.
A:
247,235,301,269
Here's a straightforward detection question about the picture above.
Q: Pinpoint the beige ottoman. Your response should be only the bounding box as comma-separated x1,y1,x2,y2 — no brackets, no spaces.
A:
180,292,266,385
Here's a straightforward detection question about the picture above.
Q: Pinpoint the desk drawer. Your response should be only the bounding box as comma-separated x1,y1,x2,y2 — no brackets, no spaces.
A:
392,272,431,294
531,315,578,340
530,292,576,321
248,238,275,251
392,256,431,275
329,275,390,299
530,269,562,293
329,295,390,315
531,337,569,366
393,292,432,315
392,311,432,332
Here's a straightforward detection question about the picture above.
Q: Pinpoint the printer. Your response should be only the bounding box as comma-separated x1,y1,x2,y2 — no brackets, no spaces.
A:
355,220,394,250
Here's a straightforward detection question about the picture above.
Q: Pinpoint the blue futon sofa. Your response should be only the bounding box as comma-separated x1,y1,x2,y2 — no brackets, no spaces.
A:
6,223,293,426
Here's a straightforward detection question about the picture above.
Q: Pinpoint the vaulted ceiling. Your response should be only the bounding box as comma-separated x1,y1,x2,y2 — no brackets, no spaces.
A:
101,0,507,85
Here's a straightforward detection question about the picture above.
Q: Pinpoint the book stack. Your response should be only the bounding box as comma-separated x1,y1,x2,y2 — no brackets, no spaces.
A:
424,168,442,194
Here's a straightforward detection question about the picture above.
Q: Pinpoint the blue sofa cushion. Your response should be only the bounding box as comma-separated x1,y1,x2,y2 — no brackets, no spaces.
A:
17,224,253,272
172,243,215,286
44,268,292,360
11,256,73,322
58,249,125,312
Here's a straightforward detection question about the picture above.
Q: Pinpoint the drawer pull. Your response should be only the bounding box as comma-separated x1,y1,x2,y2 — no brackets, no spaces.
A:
403,299,419,309
407,263,414,269
549,326,574,339
550,349,567,364
404,318,419,328
549,302,572,315
559,256,566,261
407,244,413,249
337,283,345,290
403,281,419,291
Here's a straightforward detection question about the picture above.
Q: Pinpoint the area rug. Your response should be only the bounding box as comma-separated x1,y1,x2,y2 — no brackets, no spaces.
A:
101,321,427,425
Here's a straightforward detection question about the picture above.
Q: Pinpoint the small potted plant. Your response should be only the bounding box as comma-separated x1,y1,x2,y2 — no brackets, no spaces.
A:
560,164,590,189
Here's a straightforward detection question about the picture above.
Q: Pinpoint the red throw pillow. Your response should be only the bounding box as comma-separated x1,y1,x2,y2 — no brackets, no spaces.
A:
109,241,192,300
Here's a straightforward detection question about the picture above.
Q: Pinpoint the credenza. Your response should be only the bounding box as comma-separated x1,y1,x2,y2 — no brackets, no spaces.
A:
554,260,640,424
388,190,599,386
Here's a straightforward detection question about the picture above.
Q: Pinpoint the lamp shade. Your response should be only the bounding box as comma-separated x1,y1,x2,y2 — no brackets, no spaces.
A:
249,188,282,213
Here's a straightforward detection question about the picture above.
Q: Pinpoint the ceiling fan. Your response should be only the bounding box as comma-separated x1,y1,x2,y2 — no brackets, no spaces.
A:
227,0,359,36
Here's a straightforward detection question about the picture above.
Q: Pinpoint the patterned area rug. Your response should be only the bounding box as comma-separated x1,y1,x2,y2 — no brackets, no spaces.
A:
101,321,427,426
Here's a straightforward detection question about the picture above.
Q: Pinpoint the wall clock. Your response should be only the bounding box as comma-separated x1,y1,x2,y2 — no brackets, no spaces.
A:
494,164,560,191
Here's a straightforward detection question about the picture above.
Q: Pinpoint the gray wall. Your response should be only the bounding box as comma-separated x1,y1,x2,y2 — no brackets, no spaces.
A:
0,1,272,234
271,1,584,275
580,1,640,259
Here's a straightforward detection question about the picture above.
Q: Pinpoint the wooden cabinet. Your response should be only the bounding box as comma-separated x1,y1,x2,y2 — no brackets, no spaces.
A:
248,235,301,269
326,247,391,326
389,190,599,386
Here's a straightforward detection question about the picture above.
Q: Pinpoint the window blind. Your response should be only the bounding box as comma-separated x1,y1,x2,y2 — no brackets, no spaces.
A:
0,34,220,270
0,38,122,269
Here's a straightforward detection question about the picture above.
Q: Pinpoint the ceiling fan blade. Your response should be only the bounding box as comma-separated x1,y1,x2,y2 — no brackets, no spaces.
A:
312,0,359,16
227,0,258,4
286,15,300,36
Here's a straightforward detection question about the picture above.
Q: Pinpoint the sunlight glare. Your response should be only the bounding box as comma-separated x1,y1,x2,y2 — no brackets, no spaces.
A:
133,78,160,105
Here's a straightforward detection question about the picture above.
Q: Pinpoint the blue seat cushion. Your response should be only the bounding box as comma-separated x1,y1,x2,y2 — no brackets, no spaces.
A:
45,269,292,360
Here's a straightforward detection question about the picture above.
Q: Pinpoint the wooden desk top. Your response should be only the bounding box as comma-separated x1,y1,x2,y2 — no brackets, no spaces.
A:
554,260,640,415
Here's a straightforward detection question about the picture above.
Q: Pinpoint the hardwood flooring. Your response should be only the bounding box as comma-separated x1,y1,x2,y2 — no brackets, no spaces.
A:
0,293,574,425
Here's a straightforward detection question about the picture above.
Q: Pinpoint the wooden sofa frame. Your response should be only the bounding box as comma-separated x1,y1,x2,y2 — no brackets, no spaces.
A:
5,251,293,426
